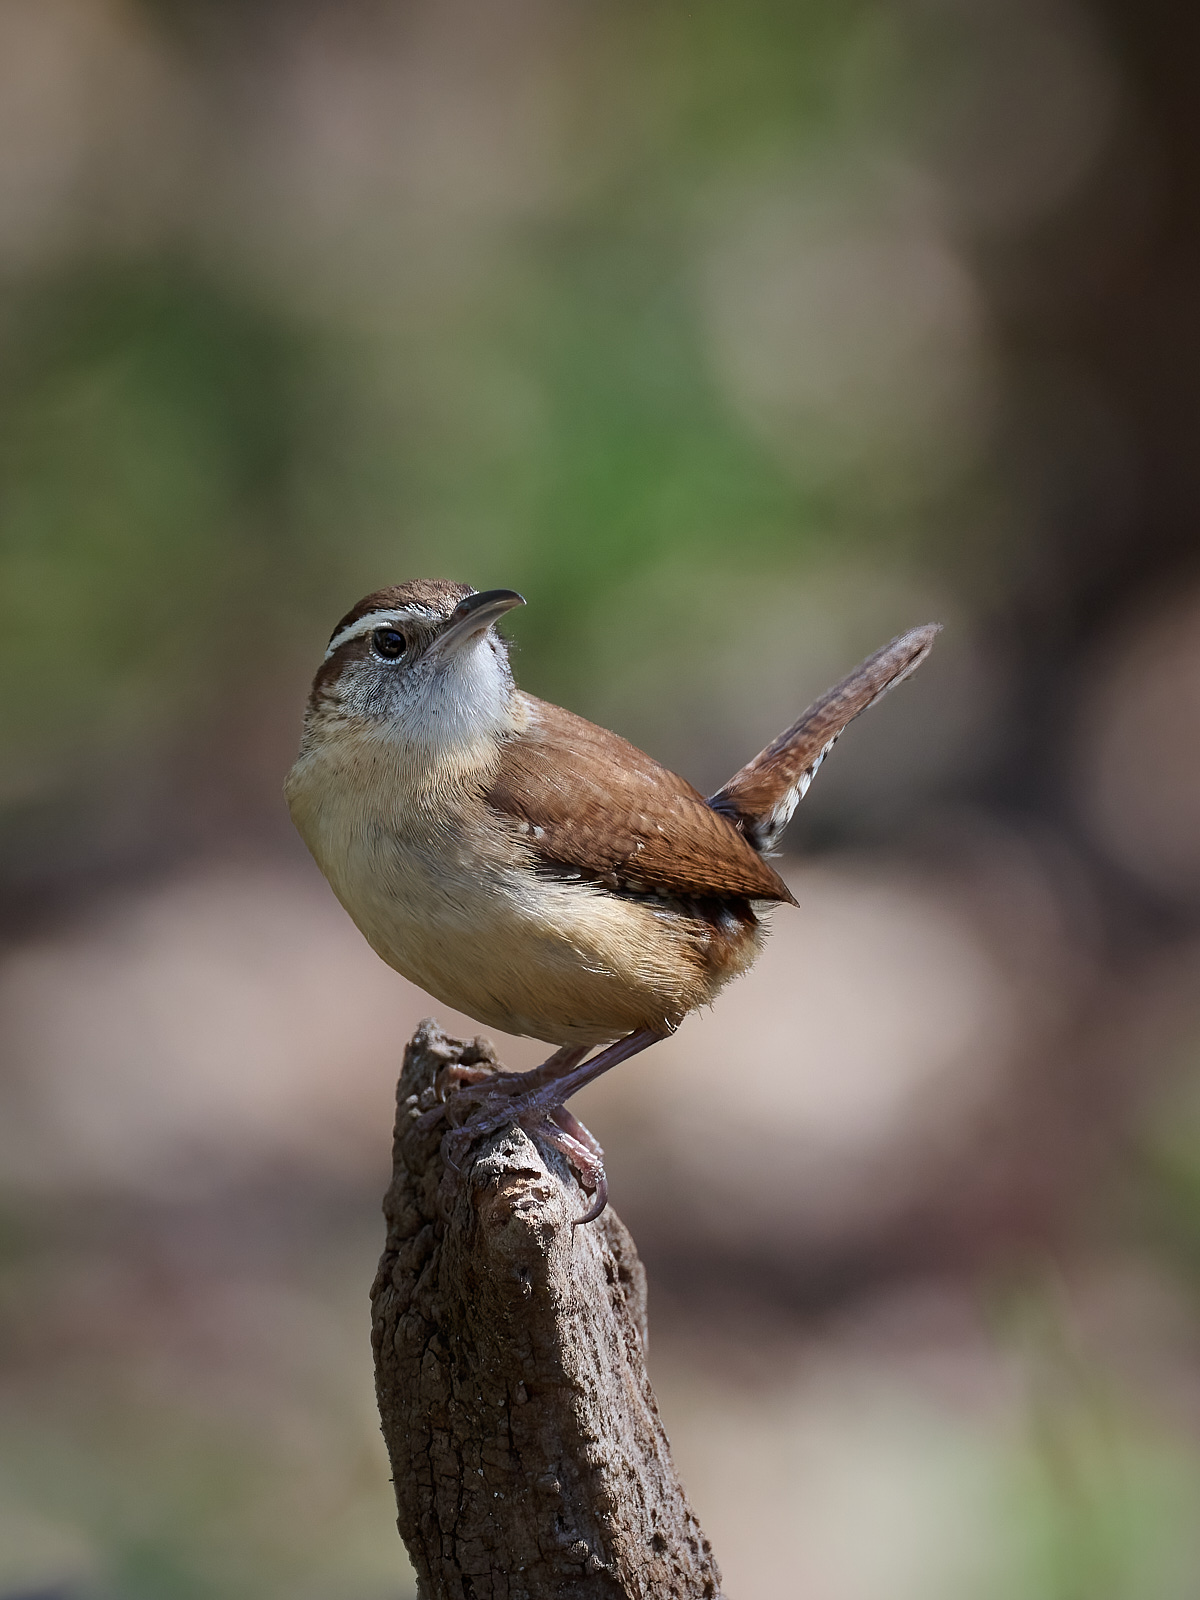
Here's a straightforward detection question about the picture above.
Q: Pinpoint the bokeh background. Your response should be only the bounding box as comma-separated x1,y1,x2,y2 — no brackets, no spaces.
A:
3,1,1200,1595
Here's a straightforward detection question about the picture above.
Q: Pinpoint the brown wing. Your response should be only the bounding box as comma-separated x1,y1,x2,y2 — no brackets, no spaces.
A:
486,694,796,905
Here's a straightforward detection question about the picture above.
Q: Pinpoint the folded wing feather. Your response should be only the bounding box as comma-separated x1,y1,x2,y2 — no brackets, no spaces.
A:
487,695,796,904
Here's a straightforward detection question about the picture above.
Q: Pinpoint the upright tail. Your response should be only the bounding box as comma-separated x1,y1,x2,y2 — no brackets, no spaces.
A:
707,623,941,854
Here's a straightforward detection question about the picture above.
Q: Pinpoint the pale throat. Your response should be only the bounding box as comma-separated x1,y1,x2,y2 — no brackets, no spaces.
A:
383,635,518,763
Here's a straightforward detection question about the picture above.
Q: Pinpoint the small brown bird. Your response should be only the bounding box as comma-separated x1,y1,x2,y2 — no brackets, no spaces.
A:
286,580,939,1220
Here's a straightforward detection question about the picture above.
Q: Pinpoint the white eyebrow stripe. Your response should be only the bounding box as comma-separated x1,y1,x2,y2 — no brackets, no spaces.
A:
324,606,440,660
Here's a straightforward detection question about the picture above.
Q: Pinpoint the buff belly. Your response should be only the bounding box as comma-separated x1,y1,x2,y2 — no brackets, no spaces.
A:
337,853,723,1046
287,750,763,1047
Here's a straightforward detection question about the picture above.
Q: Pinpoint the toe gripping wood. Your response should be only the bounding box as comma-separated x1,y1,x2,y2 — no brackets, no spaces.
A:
370,1020,724,1600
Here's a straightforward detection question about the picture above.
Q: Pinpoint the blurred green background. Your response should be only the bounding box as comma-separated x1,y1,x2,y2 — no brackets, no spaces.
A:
3,1,1200,1596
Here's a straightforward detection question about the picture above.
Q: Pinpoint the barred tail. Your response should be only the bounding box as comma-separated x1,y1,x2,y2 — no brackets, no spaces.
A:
707,623,941,853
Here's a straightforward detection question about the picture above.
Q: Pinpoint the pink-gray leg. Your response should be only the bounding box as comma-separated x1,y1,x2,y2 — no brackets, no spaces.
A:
428,1029,666,1222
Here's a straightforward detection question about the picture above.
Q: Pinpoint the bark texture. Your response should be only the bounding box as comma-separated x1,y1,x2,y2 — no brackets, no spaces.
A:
370,1019,723,1600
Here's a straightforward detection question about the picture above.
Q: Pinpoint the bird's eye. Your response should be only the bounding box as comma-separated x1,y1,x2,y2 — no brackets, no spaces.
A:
371,627,407,660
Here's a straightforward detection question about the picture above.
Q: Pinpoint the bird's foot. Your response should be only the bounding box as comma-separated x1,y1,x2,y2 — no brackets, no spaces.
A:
417,1041,585,1130
421,1045,606,1221
545,1107,608,1224
420,1029,664,1224
433,1072,608,1225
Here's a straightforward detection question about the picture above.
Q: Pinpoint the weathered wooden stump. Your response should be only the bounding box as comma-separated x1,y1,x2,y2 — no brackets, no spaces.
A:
370,1019,723,1600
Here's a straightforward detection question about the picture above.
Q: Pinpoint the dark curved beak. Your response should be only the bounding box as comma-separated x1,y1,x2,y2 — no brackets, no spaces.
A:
429,588,525,661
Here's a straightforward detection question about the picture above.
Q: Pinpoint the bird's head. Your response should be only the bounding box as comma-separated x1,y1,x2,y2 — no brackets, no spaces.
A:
304,580,525,754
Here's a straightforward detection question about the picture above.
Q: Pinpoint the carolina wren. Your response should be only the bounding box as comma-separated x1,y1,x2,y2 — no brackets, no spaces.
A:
286,580,939,1219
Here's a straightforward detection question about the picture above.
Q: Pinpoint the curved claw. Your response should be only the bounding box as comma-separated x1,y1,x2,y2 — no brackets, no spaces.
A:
574,1170,609,1226
538,1108,609,1225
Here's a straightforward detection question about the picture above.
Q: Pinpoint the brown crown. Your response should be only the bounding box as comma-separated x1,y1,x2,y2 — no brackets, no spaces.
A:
325,579,474,646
